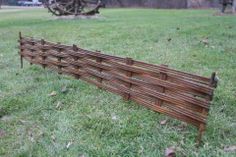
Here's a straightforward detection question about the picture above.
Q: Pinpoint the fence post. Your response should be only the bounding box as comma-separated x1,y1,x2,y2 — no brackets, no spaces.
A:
96,50,103,86
19,32,24,68
233,0,236,13
73,44,81,79
156,64,168,106
41,39,46,69
124,57,133,101
29,37,35,65
57,42,62,74
196,118,206,146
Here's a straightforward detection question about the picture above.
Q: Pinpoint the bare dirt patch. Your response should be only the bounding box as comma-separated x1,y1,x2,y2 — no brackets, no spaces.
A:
213,10,236,16
53,14,105,20
0,5,43,13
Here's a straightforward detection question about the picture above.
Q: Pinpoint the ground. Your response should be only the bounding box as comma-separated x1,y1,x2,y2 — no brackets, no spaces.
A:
0,7,236,157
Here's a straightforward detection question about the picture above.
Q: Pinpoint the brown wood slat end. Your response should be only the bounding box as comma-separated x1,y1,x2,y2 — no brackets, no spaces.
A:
18,34,218,145
196,72,218,145
210,72,218,88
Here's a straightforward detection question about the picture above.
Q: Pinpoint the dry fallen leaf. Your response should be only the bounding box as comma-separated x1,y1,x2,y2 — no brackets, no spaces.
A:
224,145,236,152
56,101,63,110
28,130,34,142
66,141,73,150
112,115,117,120
1,115,12,122
61,85,68,93
160,119,167,125
48,91,57,97
111,113,118,120
176,122,188,131
165,146,176,157
200,37,209,45
138,146,144,154
51,135,56,142
19,119,28,124
0,129,6,137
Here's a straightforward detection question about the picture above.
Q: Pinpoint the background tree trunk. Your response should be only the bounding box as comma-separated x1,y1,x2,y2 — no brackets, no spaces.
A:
233,0,236,13
0,0,2,9
116,0,124,7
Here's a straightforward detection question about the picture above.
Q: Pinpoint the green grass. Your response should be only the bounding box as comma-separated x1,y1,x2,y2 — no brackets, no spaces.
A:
0,8,236,157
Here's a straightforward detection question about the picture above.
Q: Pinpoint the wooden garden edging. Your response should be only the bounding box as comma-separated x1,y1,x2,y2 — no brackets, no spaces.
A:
18,33,218,143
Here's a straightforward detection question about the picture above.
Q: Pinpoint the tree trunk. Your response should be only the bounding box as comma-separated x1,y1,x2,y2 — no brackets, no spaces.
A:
116,0,124,7
233,0,236,13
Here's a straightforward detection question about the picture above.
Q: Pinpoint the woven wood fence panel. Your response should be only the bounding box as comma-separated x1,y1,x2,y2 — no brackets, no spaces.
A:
18,33,217,143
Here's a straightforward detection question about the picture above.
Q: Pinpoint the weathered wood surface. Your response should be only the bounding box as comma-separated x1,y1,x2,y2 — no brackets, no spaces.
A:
18,33,218,143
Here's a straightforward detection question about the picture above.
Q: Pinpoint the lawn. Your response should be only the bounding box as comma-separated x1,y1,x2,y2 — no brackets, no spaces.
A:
0,8,236,157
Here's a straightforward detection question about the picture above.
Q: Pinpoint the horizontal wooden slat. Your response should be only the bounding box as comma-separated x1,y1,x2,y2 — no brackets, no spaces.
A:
113,82,207,124
112,72,210,109
133,60,211,85
109,61,213,96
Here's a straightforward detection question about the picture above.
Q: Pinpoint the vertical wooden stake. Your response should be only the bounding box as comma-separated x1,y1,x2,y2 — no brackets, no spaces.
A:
73,44,78,51
196,123,205,147
41,39,45,45
96,51,103,87
73,44,81,79
20,55,23,68
57,43,62,74
156,64,168,106
41,39,46,69
19,32,23,68
29,37,34,65
124,57,133,101
19,32,22,39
